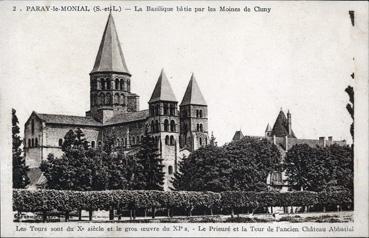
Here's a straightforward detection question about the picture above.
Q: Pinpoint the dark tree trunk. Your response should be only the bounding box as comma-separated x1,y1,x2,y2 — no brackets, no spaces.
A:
210,208,213,216
144,208,147,218
231,208,234,218
42,211,47,222
133,208,136,220
109,209,114,220
130,209,133,220
271,206,273,214
78,209,82,221
89,210,93,221
151,207,156,219
167,207,170,217
65,211,69,222
323,206,326,213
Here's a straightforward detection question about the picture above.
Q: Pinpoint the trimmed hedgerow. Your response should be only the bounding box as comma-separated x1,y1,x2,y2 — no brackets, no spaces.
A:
12,189,350,215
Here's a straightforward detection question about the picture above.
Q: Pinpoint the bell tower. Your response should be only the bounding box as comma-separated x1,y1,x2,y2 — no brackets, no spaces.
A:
88,14,139,123
179,74,208,151
148,69,179,190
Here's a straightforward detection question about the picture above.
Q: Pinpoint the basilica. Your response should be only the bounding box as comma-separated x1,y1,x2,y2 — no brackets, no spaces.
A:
24,14,208,190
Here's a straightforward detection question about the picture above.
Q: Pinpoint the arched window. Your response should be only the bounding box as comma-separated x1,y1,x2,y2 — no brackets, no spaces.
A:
170,104,175,116
98,141,102,147
107,79,111,90
35,138,38,147
141,135,144,142
165,135,169,145
205,138,208,145
151,121,154,133
164,103,168,115
106,93,112,105
155,105,160,116
31,138,34,147
199,110,203,118
132,137,135,145
168,165,173,175
127,79,131,91
124,138,127,147
58,138,63,146
28,139,31,148
120,79,124,90
150,105,155,116
164,119,169,132
199,137,202,146
91,141,95,148
101,79,105,90
114,93,120,105
115,78,119,90
121,94,125,105
170,120,176,132
170,136,175,146
136,136,140,144
101,93,105,105
155,120,159,132
200,124,203,132
197,124,200,132
196,110,199,118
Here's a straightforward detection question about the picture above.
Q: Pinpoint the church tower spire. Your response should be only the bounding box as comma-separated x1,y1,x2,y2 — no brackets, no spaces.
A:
91,13,130,75
88,14,139,123
147,69,179,191
179,73,208,151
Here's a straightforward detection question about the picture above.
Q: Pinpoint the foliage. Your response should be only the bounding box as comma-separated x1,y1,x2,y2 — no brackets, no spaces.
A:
13,189,348,215
173,137,281,192
131,134,164,190
284,144,353,192
12,108,30,188
345,85,354,141
172,145,231,191
41,128,130,191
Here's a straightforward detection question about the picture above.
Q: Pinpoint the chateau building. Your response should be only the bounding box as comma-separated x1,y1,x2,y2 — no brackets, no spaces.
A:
24,14,209,190
232,109,347,191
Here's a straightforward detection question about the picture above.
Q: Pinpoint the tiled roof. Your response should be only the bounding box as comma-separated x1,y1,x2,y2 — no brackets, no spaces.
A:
36,112,101,126
149,69,177,103
104,110,149,125
180,74,207,106
91,14,130,75
232,130,244,141
271,110,296,138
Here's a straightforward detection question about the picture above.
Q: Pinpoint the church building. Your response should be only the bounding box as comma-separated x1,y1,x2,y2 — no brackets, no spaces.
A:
24,14,209,190
232,109,347,191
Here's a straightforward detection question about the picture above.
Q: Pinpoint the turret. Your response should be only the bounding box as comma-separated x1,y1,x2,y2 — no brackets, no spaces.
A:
179,73,208,151
148,69,179,190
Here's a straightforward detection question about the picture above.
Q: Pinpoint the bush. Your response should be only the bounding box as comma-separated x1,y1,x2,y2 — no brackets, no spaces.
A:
12,189,351,217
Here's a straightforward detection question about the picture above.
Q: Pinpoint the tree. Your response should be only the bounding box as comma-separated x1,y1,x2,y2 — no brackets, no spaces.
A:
131,135,165,190
12,108,30,188
284,144,353,192
173,137,281,192
345,85,354,142
225,137,282,191
172,144,231,192
41,128,130,191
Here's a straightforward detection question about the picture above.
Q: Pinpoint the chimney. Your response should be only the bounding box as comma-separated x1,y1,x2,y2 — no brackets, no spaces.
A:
327,136,333,146
287,110,292,136
319,136,326,147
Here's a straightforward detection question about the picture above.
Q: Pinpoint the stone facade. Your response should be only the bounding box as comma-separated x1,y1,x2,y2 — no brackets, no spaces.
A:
24,14,208,190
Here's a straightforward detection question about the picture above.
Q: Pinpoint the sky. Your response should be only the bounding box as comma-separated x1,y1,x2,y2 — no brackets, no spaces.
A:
0,1,360,145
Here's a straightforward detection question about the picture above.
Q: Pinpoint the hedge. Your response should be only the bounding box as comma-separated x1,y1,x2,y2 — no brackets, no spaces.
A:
13,189,352,215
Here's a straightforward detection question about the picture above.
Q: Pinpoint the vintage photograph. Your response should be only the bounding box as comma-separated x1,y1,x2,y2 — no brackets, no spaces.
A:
1,0,368,237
